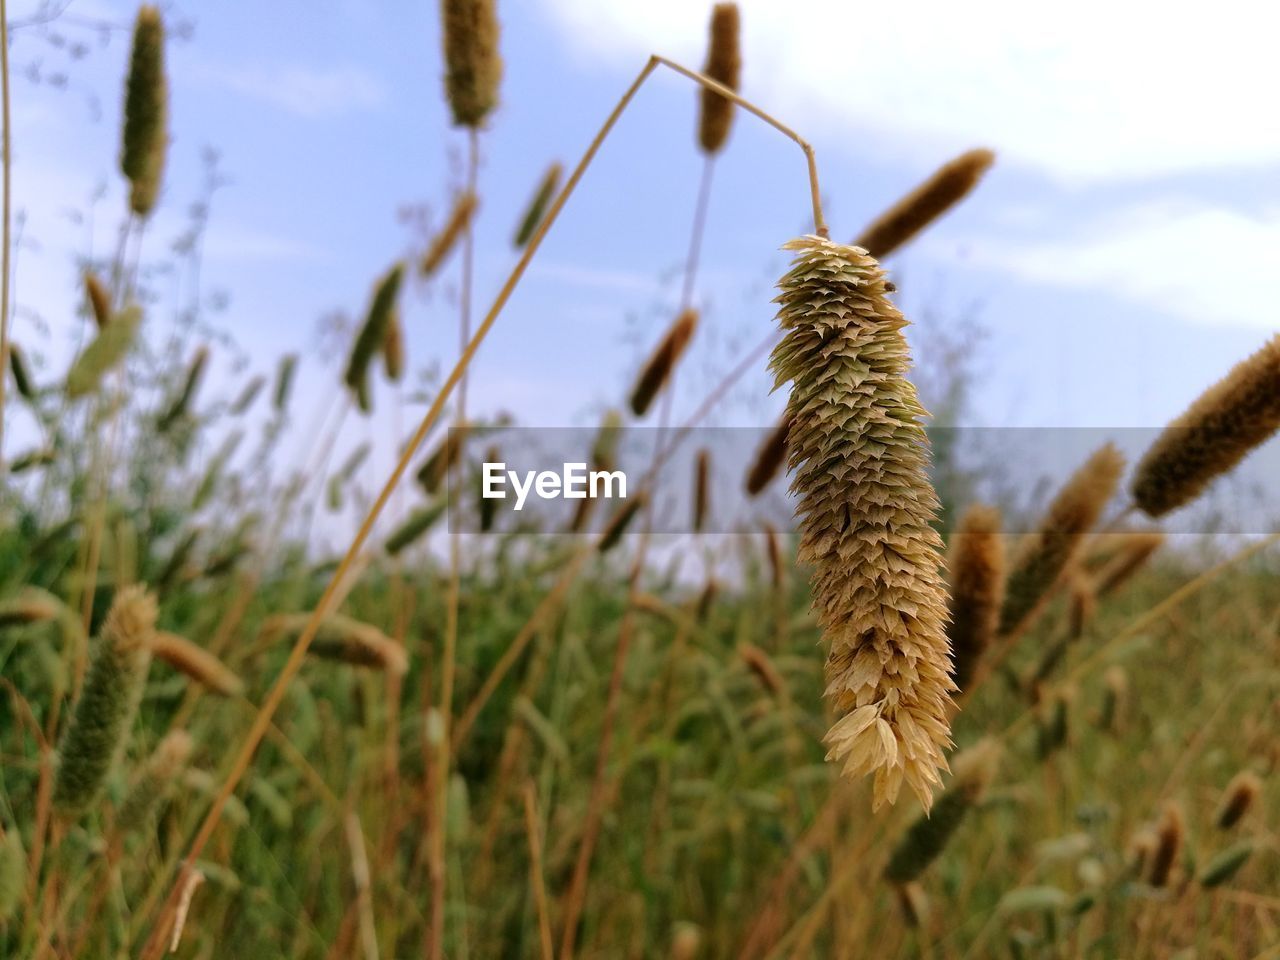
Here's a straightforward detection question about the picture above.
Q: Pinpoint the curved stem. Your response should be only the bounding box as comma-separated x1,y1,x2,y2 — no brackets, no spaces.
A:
137,54,829,957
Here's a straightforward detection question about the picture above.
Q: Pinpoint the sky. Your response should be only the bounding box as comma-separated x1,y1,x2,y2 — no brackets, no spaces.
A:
4,0,1279,538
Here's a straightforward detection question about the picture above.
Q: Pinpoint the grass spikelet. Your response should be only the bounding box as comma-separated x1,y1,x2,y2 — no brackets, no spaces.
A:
273,353,298,412
421,191,478,276
1093,531,1165,598
9,343,34,400
120,5,168,217
0,586,63,627
382,310,405,382
630,308,697,418
999,443,1125,638
1147,802,1185,888
10,448,56,473
416,427,467,494
85,271,112,329
598,493,647,554
697,3,741,154
761,523,783,589
158,345,209,432
1132,334,1280,517
1214,770,1262,830
947,504,1005,694
1198,842,1254,888
591,408,624,473
66,303,142,398
1066,575,1095,640
479,443,501,532
693,448,710,533
269,613,407,674
745,414,790,496
344,262,405,413
53,585,156,815
440,0,501,128
770,235,953,811
230,375,264,415
739,642,783,695
513,162,561,249
150,631,244,697
854,149,995,260
117,729,193,834
883,739,999,883
0,827,24,922
385,502,448,555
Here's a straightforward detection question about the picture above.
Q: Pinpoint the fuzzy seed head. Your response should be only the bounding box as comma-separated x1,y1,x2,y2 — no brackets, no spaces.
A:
120,6,168,217
150,632,244,697
745,414,790,497
999,443,1125,638
770,235,953,812
84,272,113,329
946,504,1005,694
116,729,193,833
1093,531,1165,598
693,448,711,533
514,162,562,249
440,0,502,128
854,149,995,260
1147,802,1184,888
382,310,406,383
344,263,405,414
1214,770,1262,830
1133,334,1280,517
698,4,741,154
53,586,157,815
629,309,698,418
274,353,298,413
421,191,479,276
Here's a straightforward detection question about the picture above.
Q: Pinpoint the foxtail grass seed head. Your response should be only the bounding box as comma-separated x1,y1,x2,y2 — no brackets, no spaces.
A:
770,235,953,812
739,642,783,695
1097,665,1128,734
854,149,995,261
480,444,501,532
1132,334,1280,517
1066,575,1096,640
762,523,784,589
0,587,64,628
1094,531,1165,598
382,310,406,382
947,504,1005,694
1147,802,1185,888
416,427,467,494
697,4,741,154
9,343,35,401
693,448,711,533
230,375,264,415
1214,770,1262,830
385,502,448,555
630,308,698,418
745,414,790,497
53,585,157,815
66,304,143,399
598,493,647,554
274,353,298,412
159,345,209,432
116,729,193,834
344,262,405,413
270,614,408,675
999,443,1125,638
883,739,999,883
513,162,561,249
1198,842,1254,888
440,0,502,128
85,271,112,329
120,6,168,217
591,409,624,473
895,882,930,929
421,191,478,276
150,631,244,697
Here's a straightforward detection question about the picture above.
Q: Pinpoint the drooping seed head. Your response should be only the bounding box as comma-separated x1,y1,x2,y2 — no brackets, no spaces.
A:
598,493,647,553
1132,334,1280,518
697,4,741,154
158,346,209,432
946,504,1005,694
149,632,243,697
629,309,698,418
385,502,448,555
267,613,407,675
739,642,783,695
770,235,953,812
344,263,405,414
854,149,995,261
120,6,168,217
440,0,502,128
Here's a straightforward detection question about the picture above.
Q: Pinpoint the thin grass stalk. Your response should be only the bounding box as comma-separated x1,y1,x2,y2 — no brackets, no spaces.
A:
138,57,828,958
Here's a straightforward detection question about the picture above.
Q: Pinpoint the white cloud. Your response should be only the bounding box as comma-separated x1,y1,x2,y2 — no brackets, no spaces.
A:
963,200,1280,330
188,62,385,119
539,0,1280,182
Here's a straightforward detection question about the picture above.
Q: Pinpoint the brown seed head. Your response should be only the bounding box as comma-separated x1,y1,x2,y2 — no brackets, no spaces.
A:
120,6,168,217
421,191,479,277
1147,802,1184,887
697,4,741,154
85,272,112,329
440,0,502,128
629,309,697,418
946,504,1005,694
150,632,244,697
1215,770,1263,830
693,448,711,533
745,414,790,496
1132,334,1280,517
739,642,783,695
1093,531,1165,597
